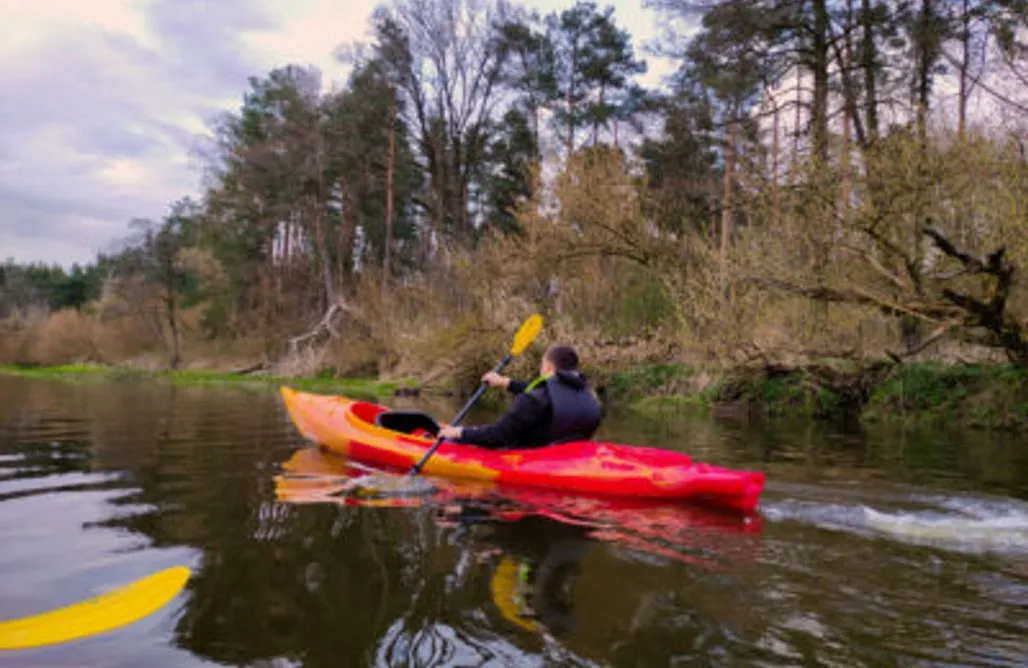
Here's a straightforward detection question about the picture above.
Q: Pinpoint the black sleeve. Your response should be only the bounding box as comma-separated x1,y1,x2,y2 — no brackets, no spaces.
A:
507,379,529,395
458,391,547,449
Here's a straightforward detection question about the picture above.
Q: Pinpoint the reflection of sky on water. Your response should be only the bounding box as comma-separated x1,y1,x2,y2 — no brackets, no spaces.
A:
1,375,1027,667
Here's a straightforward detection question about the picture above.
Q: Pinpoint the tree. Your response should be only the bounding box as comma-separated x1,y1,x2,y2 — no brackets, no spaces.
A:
544,2,646,154
480,107,538,234
321,58,421,283
108,200,199,369
0,260,105,317
369,0,514,245
204,65,334,343
940,0,1028,136
151,201,199,369
639,90,722,238
668,2,770,288
900,0,947,142
497,15,558,156
579,3,647,146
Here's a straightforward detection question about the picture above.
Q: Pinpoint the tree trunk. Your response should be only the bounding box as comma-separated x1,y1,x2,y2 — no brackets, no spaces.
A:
383,94,396,292
338,180,357,286
958,0,971,138
903,0,939,351
720,119,737,294
280,220,289,298
812,0,830,163
915,0,936,144
566,42,578,156
793,67,803,162
534,105,542,160
313,205,335,306
452,130,471,242
165,287,180,370
772,97,781,227
861,0,879,143
841,1,854,228
840,108,853,240
423,123,447,255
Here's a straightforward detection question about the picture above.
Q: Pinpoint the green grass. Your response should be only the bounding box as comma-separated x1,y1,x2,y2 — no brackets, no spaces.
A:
863,362,1028,429
602,363,697,402
0,363,404,400
6,359,1027,430
618,360,1028,430
627,393,711,417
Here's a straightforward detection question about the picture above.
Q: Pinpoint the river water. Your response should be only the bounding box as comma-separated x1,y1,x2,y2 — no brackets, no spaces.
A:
1,375,1026,667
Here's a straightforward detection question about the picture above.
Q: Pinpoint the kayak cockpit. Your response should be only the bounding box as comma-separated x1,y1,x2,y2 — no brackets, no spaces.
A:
374,410,440,437
350,401,441,439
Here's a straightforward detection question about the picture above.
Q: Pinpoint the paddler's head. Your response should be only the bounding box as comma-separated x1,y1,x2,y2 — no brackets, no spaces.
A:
541,344,579,378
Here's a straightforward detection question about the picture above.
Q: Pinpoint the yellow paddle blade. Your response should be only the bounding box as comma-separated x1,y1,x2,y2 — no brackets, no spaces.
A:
511,314,544,356
0,566,190,651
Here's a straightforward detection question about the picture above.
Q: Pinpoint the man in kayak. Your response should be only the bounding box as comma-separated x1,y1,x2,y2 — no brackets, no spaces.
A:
438,344,603,449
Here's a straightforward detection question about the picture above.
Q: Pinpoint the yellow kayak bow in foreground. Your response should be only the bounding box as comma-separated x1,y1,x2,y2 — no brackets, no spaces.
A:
0,566,190,651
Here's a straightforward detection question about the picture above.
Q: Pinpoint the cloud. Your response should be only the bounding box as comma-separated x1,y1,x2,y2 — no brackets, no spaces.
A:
0,0,664,267
0,0,341,267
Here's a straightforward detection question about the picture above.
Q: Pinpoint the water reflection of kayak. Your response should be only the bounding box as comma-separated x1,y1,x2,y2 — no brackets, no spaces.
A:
277,447,765,643
477,515,591,637
274,447,764,573
278,387,766,512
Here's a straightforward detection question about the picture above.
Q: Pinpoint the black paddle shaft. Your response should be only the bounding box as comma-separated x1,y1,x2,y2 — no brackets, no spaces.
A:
409,352,514,475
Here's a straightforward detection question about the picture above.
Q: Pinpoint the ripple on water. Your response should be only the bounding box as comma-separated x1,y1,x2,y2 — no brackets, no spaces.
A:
3,376,1028,667
762,487,1028,558
755,484,1028,666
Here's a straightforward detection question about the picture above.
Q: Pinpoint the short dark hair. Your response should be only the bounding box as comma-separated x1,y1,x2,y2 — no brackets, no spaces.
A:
544,345,579,371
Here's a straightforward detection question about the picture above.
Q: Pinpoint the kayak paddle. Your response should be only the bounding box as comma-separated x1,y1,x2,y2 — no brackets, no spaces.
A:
409,313,544,477
0,565,190,651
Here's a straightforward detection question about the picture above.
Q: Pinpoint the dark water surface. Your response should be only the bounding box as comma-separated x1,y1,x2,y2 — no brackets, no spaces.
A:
1,375,1027,667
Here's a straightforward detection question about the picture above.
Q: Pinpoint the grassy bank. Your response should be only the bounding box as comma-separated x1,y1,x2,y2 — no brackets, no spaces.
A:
4,360,1027,430
603,361,1028,431
0,364,406,401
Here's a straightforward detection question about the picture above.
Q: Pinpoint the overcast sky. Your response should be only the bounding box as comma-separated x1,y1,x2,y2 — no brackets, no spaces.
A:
0,0,672,268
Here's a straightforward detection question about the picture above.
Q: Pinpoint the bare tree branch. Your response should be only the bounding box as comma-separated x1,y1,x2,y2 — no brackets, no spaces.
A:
940,47,1028,115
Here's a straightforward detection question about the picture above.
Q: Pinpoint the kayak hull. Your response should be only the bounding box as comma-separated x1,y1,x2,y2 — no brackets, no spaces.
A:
275,447,764,571
278,387,766,512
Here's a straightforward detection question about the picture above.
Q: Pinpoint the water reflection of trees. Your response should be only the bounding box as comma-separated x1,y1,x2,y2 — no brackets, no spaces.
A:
106,419,767,667
603,404,1028,497
5,376,1026,665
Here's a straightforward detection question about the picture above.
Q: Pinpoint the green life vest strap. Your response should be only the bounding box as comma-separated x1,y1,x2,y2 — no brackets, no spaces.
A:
524,374,551,392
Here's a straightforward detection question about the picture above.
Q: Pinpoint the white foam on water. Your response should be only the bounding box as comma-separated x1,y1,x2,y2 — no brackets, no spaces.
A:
762,492,1028,557
861,505,1028,556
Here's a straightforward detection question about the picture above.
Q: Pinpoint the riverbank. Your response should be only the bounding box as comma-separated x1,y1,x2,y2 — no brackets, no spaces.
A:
4,360,1026,430
0,364,405,401
607,361,1028,431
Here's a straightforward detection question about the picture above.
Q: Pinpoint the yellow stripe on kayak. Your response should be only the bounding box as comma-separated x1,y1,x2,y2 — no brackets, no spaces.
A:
0,566,190,651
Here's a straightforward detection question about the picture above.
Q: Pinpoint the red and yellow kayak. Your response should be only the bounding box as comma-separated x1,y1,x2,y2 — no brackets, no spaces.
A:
274,447,764,572
278,387,766,512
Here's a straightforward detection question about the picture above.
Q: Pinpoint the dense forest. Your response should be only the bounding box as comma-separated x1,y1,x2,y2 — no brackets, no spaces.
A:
3,0,1028,389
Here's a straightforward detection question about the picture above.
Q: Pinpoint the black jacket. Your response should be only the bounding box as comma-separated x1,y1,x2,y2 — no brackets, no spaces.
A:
457,370,603,450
